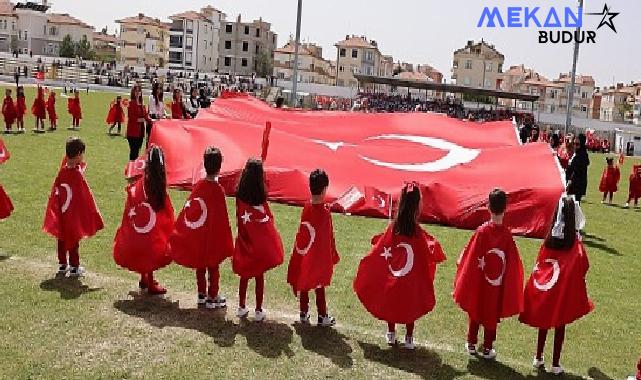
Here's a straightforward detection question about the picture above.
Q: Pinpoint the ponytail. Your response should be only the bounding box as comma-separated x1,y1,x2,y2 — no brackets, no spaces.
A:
144,145,167,211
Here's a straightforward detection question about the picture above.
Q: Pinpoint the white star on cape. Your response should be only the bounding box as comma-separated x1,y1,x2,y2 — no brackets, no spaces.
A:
241,211,252,224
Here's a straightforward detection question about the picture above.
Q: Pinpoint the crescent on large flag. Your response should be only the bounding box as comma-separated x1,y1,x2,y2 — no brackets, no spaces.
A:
149,95,564,238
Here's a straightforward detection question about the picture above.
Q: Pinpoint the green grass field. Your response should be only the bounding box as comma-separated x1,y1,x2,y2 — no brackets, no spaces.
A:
0,85,640,380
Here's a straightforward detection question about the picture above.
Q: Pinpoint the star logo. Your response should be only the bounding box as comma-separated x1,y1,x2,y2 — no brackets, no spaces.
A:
128,208,137,218
587,4,620,33
380,246,392,259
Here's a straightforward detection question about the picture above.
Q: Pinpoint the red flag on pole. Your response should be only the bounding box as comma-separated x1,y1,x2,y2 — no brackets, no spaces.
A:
261,121,272,162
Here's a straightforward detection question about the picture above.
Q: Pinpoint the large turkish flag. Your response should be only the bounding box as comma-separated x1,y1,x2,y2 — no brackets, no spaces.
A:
149,95,564,237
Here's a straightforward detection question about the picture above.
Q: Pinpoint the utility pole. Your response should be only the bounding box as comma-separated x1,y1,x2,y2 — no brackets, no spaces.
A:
565,0,583,135
291,0,302,106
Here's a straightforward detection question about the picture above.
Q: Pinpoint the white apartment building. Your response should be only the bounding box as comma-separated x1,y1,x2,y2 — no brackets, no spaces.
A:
168,6,224,73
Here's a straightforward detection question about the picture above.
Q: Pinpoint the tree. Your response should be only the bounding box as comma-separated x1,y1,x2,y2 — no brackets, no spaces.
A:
617,102,633,121
59,35,75,58
255,50,273,78
75,35,94,60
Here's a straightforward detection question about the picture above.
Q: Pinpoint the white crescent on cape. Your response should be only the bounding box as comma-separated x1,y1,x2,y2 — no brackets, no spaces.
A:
374,195,386,209
359,134,480,172
484,248,506,287
295,222,316,256
184,198,208,230
253,205,270,223
135,160,146,171
59,183,72,214
533,259,561,292
130,202,157,234
0,148,5,158
382,243,415,278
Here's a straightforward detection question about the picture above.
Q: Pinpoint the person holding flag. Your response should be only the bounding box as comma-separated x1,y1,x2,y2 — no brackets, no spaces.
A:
520,195,592,375
287,169,340,327
233,158,284,322
42,137,104,276
453,188,524,360
169,147,234,309
354,183,446,350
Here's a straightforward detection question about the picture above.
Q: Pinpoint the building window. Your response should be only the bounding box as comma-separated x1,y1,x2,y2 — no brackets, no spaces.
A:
464,60,472,69
186,20,193,32
186,36,193,49
224,57,231,66
225,24,232,33
351,49,358,58
244,26,249,34
339,66,344,72
137,27,144,34
255,28,261,38
137,43,143,50
255,45,260,54
224,40,231,50
339,48,346,57
485,63,492,72
186,52,192,64
241,58,248,67
242,41,248,52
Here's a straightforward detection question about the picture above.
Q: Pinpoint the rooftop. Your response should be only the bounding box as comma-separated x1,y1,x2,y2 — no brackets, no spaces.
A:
0,1,15,17
116,13,167,28
336,35,379,49
93,31,117,43
454,39,504,60
48,13,93,29
169,10,208,22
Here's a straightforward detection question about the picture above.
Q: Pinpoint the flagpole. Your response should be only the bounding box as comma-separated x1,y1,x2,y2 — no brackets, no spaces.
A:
291,0,303,107
565,0,583,136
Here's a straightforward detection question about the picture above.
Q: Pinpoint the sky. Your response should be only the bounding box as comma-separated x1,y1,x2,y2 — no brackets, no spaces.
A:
47,0,639,87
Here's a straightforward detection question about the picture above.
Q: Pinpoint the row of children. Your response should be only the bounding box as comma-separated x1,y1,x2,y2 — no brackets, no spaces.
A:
2,85,82,133
599,156,641,207
35,136,593,375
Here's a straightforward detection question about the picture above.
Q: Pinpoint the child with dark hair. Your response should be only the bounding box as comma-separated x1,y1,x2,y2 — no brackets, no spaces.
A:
43,137,104,276
31,85,46,132
520,195,591,375
169,147,234,309
453,188,524,360
598,157,620,204
106,96,125,135
626,165,641,208
354,183,446,349
67,90,82,130
171,89,189,119
114,146,174,295
46,90,57,131
2,88,16,133
233,158,284,322
287,169,340,326
15,86,26,133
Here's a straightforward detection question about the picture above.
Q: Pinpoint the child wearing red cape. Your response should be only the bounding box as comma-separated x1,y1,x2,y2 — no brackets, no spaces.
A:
43,137,104,276
453,188,524,360
67,90,82,130
287,169,340,327
15,86,26,133
169,147,233,308
0,137,13,219
520,195,592,375
46,90,57,131
625,165,641,208
2,89,16,133
233,158,284,322
107,96,125,135
599,157,620,204
354,183,446,350
114,146,174,295
31,85,46,132
171,89,189,119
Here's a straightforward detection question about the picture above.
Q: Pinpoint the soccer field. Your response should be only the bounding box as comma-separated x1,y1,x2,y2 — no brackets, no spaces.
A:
0,85,640,380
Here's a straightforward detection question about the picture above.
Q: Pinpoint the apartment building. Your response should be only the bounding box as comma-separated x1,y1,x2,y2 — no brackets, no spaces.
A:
451,39,504,89
116,13,168,67
218,15,277,76
334,35,391,87
273,41,332,84
44,13,93,56
416,64,443,83
0,1,16,52
599,84,635,122
93,30,117,62
168,6,224,72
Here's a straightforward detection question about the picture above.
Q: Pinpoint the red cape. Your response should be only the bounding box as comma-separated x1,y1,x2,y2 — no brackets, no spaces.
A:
0,185,13,219
106,103,125,124
630,167,641,199
67,98,82,119
46,95,57,122
287,203,340,293
232,200,284,278
113,179,174,274
353,224,446,324
599,166,620,192
169,179,234,269
0,137,9,165
31,93,46,119
15,96,26,117
453,221,524,326
42,164,104,249
2,96,16,124
520,238,593,329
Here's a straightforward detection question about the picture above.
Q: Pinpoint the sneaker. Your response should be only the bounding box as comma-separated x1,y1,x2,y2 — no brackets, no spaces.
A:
318,315,336,327
68,266,85,277
404,335,415,350
385,332,397,346
299,312,310,324
625,203,630,208
550,365,564,375
465,343,477,355
480,348,497,360
601,200,606,204
204,299,216,309
236,307,249,318
212,295,226,308
197,294,207,305
57,264,68,275
532,357,545,369
147,281,167,295
254,309,267,322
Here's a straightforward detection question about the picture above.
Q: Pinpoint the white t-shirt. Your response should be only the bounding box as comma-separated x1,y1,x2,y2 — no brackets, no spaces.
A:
148,94,166,118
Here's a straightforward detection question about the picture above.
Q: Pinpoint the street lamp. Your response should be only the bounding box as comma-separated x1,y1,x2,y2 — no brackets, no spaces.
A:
565,0,583,135
291,0,302,106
